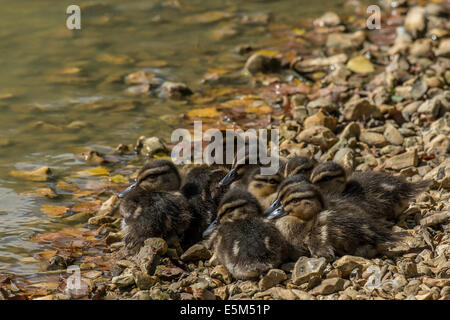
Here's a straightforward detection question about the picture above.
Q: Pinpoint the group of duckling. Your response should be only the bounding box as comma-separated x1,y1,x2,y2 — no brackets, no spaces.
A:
117,151,431,281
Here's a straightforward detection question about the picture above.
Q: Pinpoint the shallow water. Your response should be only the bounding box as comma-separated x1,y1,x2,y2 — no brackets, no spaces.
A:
0,0,365,273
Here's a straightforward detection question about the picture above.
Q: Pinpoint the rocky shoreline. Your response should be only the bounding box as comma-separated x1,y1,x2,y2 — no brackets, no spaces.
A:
1,0,449,300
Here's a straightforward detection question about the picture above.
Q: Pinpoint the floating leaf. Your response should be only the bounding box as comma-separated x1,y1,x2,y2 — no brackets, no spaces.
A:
10,167,51,182
245,104,273,114
71,200,102,214
187,107,220,118
346,56,374,73
37,250,58,260
40,205,69,217
110,175,127,184
255,49,278,56
21,188,57,198
292,28,306,36
77,166,109,177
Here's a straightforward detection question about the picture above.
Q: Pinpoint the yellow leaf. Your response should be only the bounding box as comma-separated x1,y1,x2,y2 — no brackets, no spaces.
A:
187,107,220,118
37,250,58,260
77,166,109,177
109,175,127,184
292,28,306,36
10,167,51,182
41,205,69,217
346,56,374,74
245,105,273,114
255,50,278,56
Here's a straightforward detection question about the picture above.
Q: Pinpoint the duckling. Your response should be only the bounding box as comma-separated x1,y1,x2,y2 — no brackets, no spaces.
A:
203,188,287,280
265,175,402,261
283,156,316,179
310,161,431,220
118,160,191,249
180,164,229,247
247,166,284,211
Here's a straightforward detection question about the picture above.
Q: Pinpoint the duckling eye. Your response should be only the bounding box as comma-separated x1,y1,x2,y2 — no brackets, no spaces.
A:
268,179,277,184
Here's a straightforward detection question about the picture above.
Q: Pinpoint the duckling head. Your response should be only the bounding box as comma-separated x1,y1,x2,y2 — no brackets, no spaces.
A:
219,150,260,186
309,161,347,194
248,167,283,202
118,159,180,197
264,175,324,222
284,156,316,178
203,188,262,237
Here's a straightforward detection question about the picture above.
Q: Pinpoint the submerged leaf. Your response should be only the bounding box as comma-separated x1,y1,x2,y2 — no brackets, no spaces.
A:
346,56,374,73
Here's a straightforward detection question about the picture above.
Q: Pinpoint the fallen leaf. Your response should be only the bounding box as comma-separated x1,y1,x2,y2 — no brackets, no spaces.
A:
40,205,69,217
76,166,109,177
187,107,221,118
10,167,51,182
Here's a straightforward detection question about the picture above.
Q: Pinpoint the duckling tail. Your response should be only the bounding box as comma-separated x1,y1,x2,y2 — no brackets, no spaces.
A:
410,179,433,195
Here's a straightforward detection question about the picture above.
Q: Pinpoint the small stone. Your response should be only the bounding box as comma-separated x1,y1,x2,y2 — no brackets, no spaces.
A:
425,134,449,155
180,244,211,262
309,278,346,296
384,124,404,146
340,122,361,140
397,259,418,278
244,53,281,75
112,274,135,288
326,31,365,50
134,272,156,290
136,136,168,157
304,110,336,131
333,148,355,169
410,39,432,57
306,97,336,115
417,98,442,119
343,98,379,121
160,81,192,99
296,126,338,151
211,265,232,284
333,256,370,278
360,132,387,148
435,38,450,57
143,238,168,256
423,159,450,189
259,269,287,291
292,257,327,286
404,7,426,38
420,211,450,227
192,288,216,300
149,288,170,300
314,11,340,27
384,150,418,170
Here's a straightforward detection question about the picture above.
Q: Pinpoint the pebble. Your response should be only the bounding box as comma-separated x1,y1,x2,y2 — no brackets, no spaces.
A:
309,278,346,296
384,124,404,145
359,132,387,148
258,269,287,291
180,244,211,262
384,150,418,170
292,257,327,286
343,98,380,121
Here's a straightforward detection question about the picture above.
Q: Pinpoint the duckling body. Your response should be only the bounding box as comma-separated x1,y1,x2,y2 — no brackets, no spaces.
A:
120,189,191,249
310,161,431,220
204,188,287,280
119,160,191,249
265,175,402,261
180,165,229,247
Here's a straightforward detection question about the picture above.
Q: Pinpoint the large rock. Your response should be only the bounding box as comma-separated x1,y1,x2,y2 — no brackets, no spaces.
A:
292,257,327,286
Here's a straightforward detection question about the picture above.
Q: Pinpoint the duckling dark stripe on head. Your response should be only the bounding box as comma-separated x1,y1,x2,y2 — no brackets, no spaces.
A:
138,165,174,182
310,168,344,184
217,199,248,218
283,191,318,206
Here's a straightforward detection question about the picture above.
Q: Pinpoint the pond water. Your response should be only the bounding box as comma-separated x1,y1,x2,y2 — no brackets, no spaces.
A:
0,0,366,274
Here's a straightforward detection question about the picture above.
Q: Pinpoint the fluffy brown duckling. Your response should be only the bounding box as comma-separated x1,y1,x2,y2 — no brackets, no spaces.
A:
247,166,284,211
265,175,402,261
180,164,229,247
203,188,287,280
283,156,316,179
118,160,191,249
309,161,431,220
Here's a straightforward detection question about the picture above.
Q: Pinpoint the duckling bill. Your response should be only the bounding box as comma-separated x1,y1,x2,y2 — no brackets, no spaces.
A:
204,188,287,280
